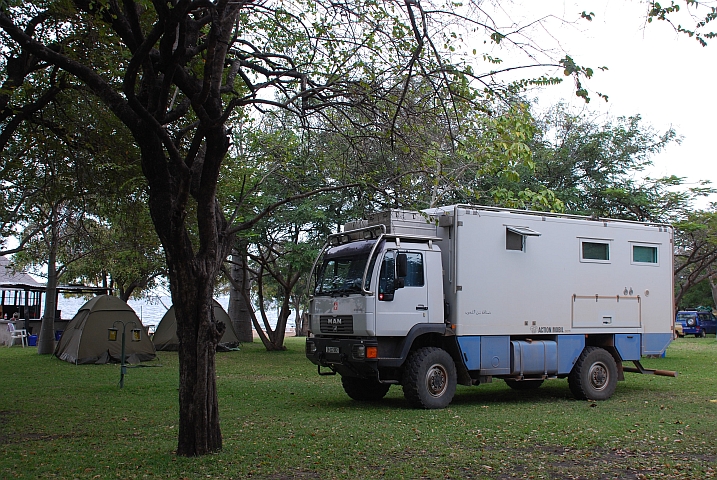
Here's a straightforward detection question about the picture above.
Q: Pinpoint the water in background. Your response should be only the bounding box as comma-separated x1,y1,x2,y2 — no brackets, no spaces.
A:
57,294,285,329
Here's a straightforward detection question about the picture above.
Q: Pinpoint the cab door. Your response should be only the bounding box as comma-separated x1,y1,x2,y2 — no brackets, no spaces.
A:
375,249,429,336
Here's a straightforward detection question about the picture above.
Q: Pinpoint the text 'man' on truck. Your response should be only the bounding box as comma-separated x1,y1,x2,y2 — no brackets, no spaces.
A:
305,205,677,408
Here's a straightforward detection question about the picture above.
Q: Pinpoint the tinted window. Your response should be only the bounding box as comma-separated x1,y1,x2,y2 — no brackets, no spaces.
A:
506,230,524,251
378,251,396,294
633,245,658,263
315,240,377,295
317,258,366,294
582,242,609,261
404,253,424,287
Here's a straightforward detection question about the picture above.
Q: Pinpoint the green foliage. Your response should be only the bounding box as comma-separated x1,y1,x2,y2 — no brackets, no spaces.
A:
4,87,163,298
0,338,715,478
559,56,608,103
677,278,714,310
648,1,717,46
525,104,702,221
674,208,717,307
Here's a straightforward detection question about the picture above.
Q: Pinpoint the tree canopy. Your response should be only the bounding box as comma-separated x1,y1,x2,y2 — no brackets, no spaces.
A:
2,0,601,456
3,0,710,457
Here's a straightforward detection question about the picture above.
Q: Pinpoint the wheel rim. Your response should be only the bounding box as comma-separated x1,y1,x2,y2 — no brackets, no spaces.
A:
425,363,448,397
588,361,610,391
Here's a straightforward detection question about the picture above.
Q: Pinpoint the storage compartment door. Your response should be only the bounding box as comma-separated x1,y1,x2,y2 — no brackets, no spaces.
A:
572,295,641,328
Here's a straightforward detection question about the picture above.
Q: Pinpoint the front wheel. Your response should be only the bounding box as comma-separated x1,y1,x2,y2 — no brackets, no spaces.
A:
568,347,618,401
402,347,457,409
341,376,391,401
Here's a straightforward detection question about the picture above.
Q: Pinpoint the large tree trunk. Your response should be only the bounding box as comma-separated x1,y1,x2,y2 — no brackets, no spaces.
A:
37,209,58,355
172,269,224,456
297,311,310,337
37,261,57,354
290,296,300,337
228,248,253,342
141,123,232,455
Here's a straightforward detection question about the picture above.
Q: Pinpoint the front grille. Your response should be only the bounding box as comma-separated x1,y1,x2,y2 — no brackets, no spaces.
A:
319,315,354,334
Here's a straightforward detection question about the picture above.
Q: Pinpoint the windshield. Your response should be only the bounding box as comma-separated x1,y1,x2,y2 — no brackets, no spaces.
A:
314,240,379,296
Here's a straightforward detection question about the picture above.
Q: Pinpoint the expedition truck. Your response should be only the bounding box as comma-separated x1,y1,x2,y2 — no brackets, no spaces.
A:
305,205,677,409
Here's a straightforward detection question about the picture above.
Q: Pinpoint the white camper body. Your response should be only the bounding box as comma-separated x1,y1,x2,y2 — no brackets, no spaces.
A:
306,205,676,409
433,205,673,353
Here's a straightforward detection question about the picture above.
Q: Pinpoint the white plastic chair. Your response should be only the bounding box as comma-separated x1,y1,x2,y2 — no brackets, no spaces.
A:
7,323,27,347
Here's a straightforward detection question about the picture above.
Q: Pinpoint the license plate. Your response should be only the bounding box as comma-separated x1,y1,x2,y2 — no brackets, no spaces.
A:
326,346,340,354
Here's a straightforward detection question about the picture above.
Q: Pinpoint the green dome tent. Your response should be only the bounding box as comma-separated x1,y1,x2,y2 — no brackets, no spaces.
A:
54,295,156,364
152,299,239,351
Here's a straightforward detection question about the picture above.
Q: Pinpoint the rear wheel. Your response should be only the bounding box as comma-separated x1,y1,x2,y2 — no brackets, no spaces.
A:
402,347,456,409
697,330,706,338
505,379,544,390
568,347,618,401
341,376,390,401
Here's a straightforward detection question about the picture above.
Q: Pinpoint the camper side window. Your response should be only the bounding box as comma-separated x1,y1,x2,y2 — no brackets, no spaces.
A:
505,226,540,251
580,240,610,263
632,244,659,265
506,230,524,251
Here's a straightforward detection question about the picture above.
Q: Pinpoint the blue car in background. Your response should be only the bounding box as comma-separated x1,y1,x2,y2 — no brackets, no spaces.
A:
676,310,717,338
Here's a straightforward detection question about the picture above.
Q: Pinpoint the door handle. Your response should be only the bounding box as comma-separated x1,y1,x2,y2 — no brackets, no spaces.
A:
416,305,428,311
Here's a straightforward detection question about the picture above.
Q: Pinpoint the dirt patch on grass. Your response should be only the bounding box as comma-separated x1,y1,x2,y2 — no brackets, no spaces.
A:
0,410,69,445
375,444,716,479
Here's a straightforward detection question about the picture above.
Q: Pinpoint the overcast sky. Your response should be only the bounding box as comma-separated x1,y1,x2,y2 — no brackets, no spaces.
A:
491,0,717,208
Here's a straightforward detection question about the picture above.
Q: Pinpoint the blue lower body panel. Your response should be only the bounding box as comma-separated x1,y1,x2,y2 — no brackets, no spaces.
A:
557,335,585,374
457,336,511,375
456,333,669,377
642,333,672,356
615,334,641,361
457,335,586,376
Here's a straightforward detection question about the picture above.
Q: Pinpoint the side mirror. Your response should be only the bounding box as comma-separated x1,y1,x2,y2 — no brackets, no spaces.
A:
396,253,408,286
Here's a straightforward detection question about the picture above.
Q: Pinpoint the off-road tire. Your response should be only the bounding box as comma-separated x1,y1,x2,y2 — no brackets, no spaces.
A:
341,376,390,401
698,330,706,338
505,379,544,390
568,346,618,401
402,347,457,409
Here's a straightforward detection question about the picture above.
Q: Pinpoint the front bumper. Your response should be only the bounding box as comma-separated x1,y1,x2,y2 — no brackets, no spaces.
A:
305,337,380,377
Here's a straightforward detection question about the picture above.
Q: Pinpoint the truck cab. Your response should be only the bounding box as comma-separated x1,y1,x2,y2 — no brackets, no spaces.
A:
306,220,453,405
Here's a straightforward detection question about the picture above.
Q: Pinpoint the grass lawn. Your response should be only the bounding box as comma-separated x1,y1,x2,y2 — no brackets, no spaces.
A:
1,336,715,479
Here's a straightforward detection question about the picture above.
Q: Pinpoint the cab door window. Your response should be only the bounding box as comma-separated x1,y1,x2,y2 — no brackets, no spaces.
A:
378,251,396,297
378,251,424,300
403,252,424,287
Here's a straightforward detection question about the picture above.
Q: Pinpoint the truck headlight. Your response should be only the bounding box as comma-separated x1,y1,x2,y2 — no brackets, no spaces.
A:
306,340,316,355
351,344,377,359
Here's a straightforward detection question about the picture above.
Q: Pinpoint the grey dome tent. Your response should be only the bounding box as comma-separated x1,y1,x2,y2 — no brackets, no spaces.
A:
54,295,156,364
152,299,239,351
